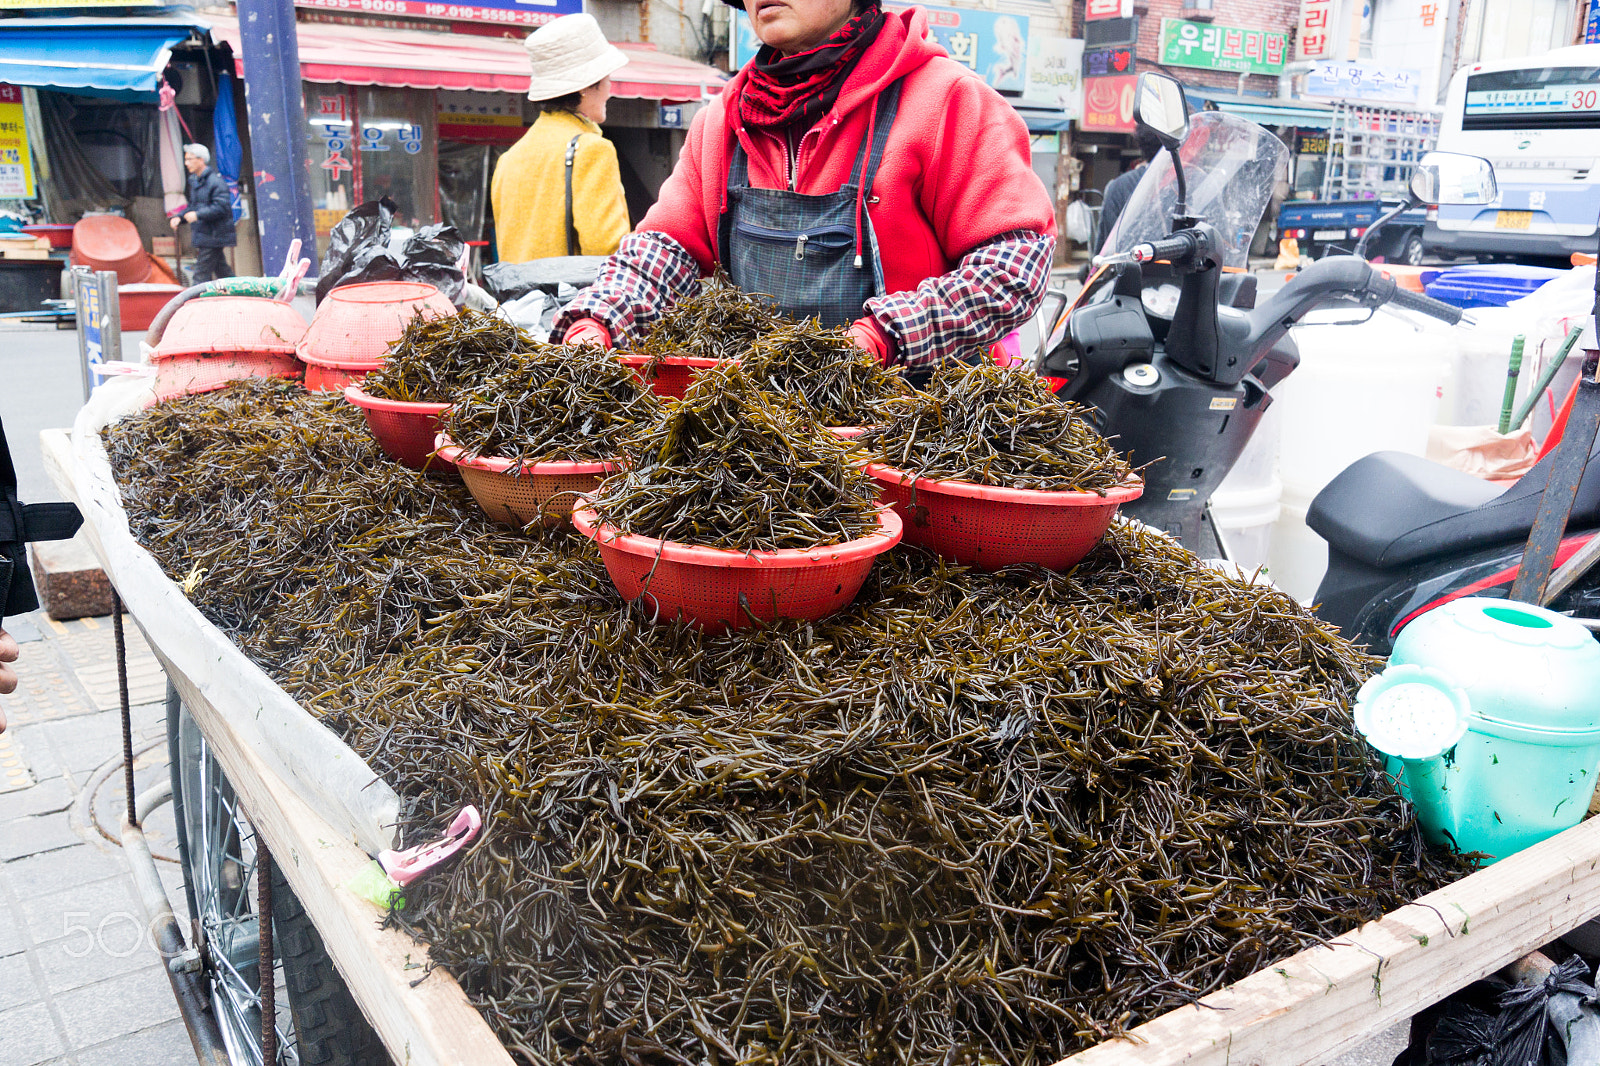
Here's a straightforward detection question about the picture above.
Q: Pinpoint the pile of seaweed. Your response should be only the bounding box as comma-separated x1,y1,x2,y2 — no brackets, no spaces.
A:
638,272,777,362
104,380,1470,1066
362,309,535,403
440,343,662,465
742,319,912,428
864,362,1135,492
592,361,880,551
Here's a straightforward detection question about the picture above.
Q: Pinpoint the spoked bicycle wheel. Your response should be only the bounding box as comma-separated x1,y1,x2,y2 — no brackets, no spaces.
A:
168,685,389,1066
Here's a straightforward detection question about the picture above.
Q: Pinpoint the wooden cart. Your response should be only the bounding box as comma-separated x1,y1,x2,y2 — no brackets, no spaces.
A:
42,379,1600,1066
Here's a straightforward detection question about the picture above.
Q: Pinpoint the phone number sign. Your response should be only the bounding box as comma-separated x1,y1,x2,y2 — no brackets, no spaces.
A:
295,0,578,27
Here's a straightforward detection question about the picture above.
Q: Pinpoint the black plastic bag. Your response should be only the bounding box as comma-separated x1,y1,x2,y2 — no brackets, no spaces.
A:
316,198,396,303
315,201,467,305
481,256,607,303
1411,957,1598,1066
401,222,466,305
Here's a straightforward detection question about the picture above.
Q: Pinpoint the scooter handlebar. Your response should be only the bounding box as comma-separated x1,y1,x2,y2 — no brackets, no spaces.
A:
1387,285,1464,325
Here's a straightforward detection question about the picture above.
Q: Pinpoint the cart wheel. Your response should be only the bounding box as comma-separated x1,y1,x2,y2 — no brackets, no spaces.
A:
169,689,390,1066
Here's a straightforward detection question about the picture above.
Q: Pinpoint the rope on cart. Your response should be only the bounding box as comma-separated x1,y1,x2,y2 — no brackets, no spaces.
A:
112,591,137,829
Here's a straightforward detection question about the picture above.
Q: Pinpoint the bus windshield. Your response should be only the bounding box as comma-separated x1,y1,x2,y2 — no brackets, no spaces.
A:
1464,66,1600,131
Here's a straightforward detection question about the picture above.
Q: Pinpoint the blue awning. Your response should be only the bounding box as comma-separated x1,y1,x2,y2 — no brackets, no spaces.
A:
1183,89,1335,129
1012,104,1074,133
0,18,208,100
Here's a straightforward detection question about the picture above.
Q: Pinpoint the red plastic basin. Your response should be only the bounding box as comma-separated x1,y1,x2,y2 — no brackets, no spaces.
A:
863,462,1143,571
571,503,902,632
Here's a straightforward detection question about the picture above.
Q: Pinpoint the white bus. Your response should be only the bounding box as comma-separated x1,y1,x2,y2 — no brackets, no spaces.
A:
1426,44,1600,261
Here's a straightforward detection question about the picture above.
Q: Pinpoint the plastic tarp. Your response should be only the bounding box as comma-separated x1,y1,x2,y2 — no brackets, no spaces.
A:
0,19,204,101
66,377,400,855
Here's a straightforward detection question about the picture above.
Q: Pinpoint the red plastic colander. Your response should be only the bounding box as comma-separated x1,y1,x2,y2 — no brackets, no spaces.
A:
299,281,456,369
148,296,308,400
305,362,371,393
570,504,903,632
862,463,1143,571
343,386,454,472
615,353,725,400
436,435,615,527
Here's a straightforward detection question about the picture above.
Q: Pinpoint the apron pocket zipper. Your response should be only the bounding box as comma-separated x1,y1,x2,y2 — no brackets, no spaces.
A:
734,220,858,265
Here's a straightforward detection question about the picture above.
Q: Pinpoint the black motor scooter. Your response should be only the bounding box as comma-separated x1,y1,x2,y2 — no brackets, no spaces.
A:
1035,72,1474,560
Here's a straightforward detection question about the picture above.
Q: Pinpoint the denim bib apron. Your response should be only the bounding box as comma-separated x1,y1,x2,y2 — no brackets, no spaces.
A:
718,80,903,328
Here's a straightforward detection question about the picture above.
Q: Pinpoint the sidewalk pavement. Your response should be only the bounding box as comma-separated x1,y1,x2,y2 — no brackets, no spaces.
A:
0,609,195,1066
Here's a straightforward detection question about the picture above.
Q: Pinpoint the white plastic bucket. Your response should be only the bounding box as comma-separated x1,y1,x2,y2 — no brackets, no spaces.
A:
1266,485,1326,606
1211,477,1281,573
1277,318,1450,500
1218,400,1283,494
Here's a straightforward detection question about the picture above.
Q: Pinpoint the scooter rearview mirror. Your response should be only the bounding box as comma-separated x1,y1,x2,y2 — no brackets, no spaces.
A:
1134,73,1189,148
1410,152,1498,206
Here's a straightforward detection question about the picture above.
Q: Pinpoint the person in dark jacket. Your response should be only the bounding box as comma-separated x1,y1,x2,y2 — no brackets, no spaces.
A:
1096,127,1163,253
171,143,235,284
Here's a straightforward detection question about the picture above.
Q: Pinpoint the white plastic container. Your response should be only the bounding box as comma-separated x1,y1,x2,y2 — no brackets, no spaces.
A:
1266,486,1326,606
1275,316,1451,499
1211,477,1281,573
1218,400,1283,494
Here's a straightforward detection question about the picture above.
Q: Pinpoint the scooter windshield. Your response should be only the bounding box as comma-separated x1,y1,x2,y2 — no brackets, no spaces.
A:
1102,111,1289,271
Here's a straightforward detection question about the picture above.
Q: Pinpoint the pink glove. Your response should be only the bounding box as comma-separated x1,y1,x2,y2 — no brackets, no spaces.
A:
563,318,612,349
847,317,894,367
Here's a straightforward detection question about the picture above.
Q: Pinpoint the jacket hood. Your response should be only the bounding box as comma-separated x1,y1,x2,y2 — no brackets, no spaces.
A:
726,8,946,126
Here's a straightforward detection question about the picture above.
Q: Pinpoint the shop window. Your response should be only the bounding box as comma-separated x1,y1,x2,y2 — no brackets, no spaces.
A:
302,84,441,256
304,85,356,255
354,87,438,232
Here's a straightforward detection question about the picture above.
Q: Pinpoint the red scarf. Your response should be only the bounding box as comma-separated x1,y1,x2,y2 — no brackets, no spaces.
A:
739,7,885,132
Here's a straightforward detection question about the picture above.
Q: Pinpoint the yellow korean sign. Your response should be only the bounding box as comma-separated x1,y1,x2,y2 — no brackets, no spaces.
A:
0,85,34,199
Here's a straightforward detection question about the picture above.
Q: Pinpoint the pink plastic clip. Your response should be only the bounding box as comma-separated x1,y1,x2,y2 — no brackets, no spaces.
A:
378,806,481,887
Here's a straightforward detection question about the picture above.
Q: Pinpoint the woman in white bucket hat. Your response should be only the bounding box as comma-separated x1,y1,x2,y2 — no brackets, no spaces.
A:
491,13,631,261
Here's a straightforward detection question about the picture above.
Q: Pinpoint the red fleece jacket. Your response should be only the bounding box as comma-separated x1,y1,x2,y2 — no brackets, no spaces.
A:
637,7,1055,297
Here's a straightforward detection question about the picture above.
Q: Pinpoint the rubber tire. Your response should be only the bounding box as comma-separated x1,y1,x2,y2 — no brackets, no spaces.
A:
167,690,390,1066
1400,234,1425,267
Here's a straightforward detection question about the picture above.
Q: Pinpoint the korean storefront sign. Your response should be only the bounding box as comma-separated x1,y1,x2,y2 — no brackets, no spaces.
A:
294,0,577,29
1299,0,1333,59
0,84,33,199
1160,18,1288,75
1084,0,1132,19
1080,75,1135,133
732,5,1030,93
1305,62,1422,105
1023,36,1082,118
1587,0,1600,44
1082,46,1132,78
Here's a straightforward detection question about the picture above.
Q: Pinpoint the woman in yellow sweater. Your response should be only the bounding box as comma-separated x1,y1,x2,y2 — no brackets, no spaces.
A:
492,14,631,261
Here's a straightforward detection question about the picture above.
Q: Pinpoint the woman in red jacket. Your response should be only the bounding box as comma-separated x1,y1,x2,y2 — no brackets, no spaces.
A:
557,0,1055,377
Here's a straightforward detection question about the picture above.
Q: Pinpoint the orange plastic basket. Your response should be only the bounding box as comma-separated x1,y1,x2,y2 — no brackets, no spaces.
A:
148,296,308,400
436,435,614,527
615,353,725,400
305,362,370,392
343,387,453,472
570,504,902,633
862,463,1142,571
299,281,455,368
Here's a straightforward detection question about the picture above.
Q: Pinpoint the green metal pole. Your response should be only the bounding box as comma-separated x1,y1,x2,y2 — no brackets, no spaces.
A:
1498,334,1526,435
1510,326,1586,432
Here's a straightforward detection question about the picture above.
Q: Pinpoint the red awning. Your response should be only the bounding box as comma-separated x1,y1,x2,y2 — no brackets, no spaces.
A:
200,14,725,102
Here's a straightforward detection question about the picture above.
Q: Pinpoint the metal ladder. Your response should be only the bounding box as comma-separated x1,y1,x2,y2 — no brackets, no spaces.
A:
1319,102,1441,201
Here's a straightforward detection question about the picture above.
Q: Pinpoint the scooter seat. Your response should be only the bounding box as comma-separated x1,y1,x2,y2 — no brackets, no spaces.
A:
1308,450,1587,568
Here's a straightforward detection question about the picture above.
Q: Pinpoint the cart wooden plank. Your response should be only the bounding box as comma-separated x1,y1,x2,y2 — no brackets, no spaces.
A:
1053,769,1600,1065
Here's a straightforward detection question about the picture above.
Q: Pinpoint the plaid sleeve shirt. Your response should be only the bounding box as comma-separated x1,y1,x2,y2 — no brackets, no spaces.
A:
554,231,702,346
865,229,1056,375
555,227,1055,365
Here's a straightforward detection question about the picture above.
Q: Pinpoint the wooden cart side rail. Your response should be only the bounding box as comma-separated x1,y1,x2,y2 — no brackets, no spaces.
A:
157,650,517,1066
44,397,399,857
40,418,516,1065
1054,815,1600,1066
